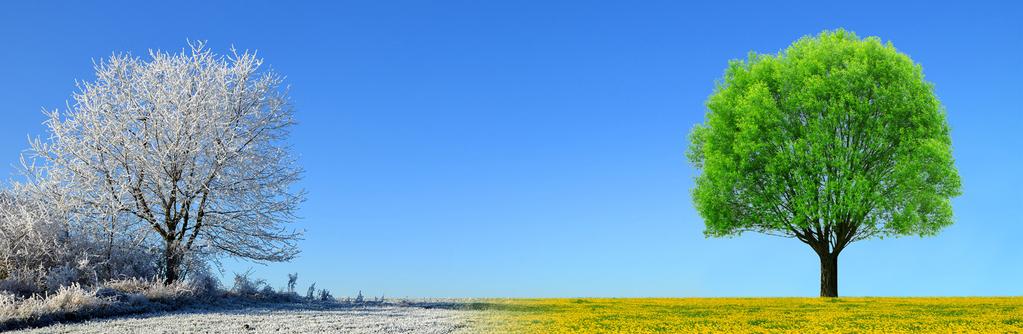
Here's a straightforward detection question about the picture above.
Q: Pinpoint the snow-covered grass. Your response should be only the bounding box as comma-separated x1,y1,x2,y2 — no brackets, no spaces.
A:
0,271,487,333
8,300,483,334
0,279,202,331
0,270,300,330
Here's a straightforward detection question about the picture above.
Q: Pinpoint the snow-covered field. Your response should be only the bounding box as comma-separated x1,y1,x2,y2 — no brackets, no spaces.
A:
9,302,483,334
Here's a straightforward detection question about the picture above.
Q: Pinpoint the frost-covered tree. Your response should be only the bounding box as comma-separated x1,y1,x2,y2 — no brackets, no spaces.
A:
27,42,304,283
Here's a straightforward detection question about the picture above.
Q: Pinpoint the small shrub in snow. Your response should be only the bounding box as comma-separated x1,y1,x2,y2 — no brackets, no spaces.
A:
97,277,197,306
318,289,333,302
141,281,195,304
306,283,316,300
232,270,267,296
188,270,220,299
44,265,79,293
44,284,101,313
287,273,298,294
355,290,364,304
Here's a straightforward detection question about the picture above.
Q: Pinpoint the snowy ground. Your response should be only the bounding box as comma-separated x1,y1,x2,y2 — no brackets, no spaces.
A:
9,302,483,334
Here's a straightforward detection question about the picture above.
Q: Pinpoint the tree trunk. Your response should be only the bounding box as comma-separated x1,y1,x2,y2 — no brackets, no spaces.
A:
163,242,181,284
819,252,838,297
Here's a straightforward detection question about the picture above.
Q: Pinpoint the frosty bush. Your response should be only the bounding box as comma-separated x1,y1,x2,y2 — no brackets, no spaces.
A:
44,284,101,313
140,281,195,304
287,273,299,294
44,265,81,293
0,188,71,292
307,283,316,300
232,271,268,296
187,270,220,299
318,289,333,302
0,185,163,295
104,278,157,294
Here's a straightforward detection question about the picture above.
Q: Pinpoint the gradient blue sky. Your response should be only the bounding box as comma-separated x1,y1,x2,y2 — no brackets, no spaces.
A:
1,1,1020,298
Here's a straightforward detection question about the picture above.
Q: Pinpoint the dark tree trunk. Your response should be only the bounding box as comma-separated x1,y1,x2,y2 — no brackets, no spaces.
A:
163,242,181,284
819,252,838,297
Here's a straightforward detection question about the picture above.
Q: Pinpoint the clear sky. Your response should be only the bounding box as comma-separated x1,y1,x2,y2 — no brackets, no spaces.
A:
1,1,1020,298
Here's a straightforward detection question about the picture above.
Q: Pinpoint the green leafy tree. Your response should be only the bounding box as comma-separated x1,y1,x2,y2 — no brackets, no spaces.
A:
687,29,961,297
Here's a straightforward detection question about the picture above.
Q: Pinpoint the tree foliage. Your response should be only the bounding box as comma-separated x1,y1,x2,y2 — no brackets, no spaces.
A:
687,30,960,294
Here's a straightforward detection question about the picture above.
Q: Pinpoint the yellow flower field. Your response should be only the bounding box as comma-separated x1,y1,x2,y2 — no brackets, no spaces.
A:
469,297,1023,333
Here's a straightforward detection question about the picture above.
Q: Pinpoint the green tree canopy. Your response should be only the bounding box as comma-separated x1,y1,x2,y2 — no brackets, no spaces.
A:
687,29,961,297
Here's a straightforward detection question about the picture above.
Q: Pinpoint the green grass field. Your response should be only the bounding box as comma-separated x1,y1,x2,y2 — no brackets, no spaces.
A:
469,297,1023,333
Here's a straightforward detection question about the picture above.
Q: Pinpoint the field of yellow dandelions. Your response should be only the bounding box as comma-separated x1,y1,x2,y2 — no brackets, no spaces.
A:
469,297,1023,333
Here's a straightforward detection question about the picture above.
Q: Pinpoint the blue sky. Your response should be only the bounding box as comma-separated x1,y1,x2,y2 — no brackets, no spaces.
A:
0,1,1020,298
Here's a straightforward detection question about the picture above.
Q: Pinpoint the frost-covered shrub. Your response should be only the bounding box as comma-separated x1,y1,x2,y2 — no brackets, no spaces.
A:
94,286,129,303
287,273,298,294
188,270,220,299
0,186,163,295
97,246,161,281
44,265,79,293
104,277,154,294
260,285,276,296
306,283,316,300
0,189,71,292
44,284,100,313
99,277,192,306
141,281,194,304
318,289,333,302
232,271,268,296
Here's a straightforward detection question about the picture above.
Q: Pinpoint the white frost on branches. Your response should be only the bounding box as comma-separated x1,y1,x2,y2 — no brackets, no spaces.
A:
21,41,304,283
